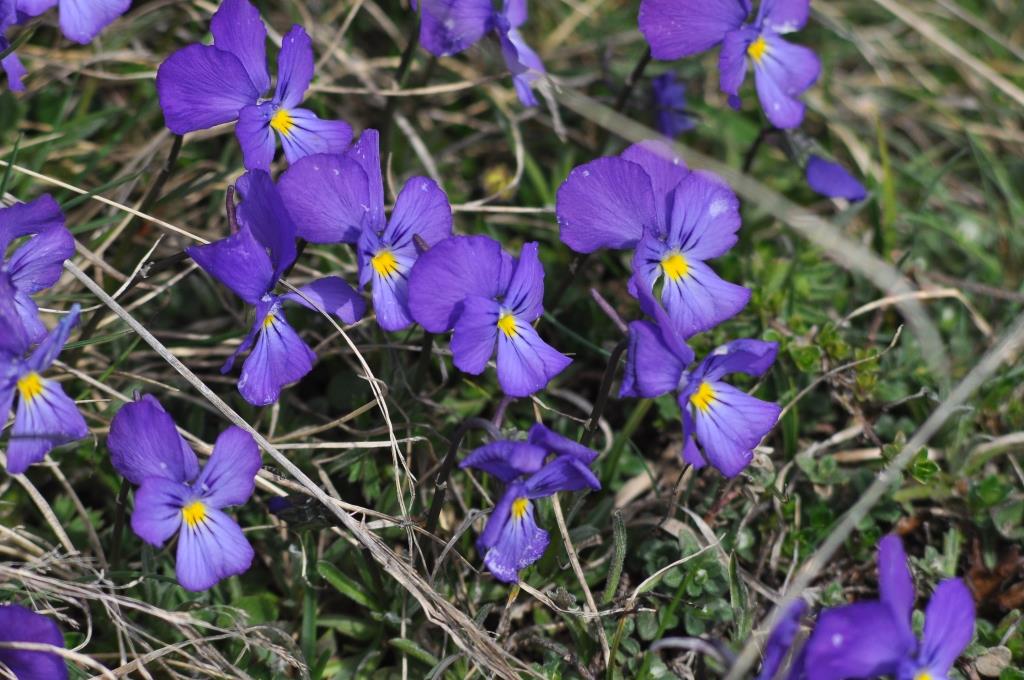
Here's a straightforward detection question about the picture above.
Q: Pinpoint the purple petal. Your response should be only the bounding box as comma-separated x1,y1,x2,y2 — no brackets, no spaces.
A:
0,193,64,254
806,155,867,202
25,304,79,373
345,128,384,230
2,49,26,91
620,320,687,399
696,338,778,383
281,276,365,324
639,0,748,60
502,0,526,27
526,423,598,464
6,225,75,295
276,107,353,165
450,295,500,375
418,0,494,57
384,176,453,249
130,476,188,546
13,0,57,16
460,440,548,483
524,455,600,497
0,273,32,355
279,153,370,244
237,313,315,406
195,426,261,509
13,290,46,345
620,140,689,222
186,225,275,305
756,0,809,34
108,394,199,486
752,32,820,129
918,579,975,674
482,495,549,583
58,0,130,43
235,170,298,280
504,242,544,321
0,603,68,680
629,272,695,362
634,254,750,337
175,506,255,591
757,599,806,680
877,534,915,625
210,0,269,93
665,170,742,259
501,29,545,107
235,102,276,171
362,233,417,331
555,156,656,253
682,430,706,469
6,377,87,473
496,319,571,397
156,45,257,134
274,25,313,108
719,27,754,99
685,381,779,477
803,602,913,680
478,484,518,549
651,73,695,139
408,235,513,333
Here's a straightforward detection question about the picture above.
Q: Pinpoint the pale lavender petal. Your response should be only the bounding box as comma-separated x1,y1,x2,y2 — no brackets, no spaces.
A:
877,534,915,625
108,394,199,486
450,295,500,375
175,506,255,591
345,128,384,230
919,579,975,674
719,26,754,99
496,319,571,397
195,426,261,509
2,50,26,91
6,377,87,473
130,476,188,546
646,257,751,337
504,242,544,321
482,497,549,583
756,0,809,34
665,170,742,259
25,304,79,373
13,0,57,17
58,0,130,44
13,290,46,345
696,338,778,382
277,108,353,165
210,0,269,93
156,45,257,134
752,32,820,129
418,0,494,57
639,0,748,60
274,25,313,108
237,312,315,406
686,381,779,477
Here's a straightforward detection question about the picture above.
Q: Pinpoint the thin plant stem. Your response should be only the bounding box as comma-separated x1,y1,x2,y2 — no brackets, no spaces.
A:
424,417,502,537
580,338,628,448
600,46,652,150
109,480,130,572
381,16,422,159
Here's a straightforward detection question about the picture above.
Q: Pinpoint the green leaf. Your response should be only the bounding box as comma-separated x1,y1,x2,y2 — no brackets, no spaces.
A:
317,561,379,611
388,638,440,667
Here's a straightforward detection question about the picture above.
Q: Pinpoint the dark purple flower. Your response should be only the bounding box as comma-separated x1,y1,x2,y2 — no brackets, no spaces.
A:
279,129,453,331
460,424,600,582
652,72,695,138
757,599,807,680
806,155,867,202
109,395,262,592
1,305,88,474
187,171,364,405
156,0,351,170
0,194,76,354
0,603,67,679
417,0,545,107
639,0,820,129
800,535,975,680
16,0,130,44
557,140,749,337
408,235,571,397
621,284,779,477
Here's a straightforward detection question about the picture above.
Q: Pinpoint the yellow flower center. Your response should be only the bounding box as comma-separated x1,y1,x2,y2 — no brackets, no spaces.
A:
497,312,518,338
181,500,207,529
690,382,716,412
661,252,689,281
371,249,400,278
16,372,44,402
262,312,276,329
511,497,529,520
748,36,769,64
270,108,294,136
914,673,933,680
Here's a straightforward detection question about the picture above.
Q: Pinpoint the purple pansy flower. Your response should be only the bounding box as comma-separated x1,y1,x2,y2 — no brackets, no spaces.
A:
459,423,601,582
0,603,67,679
0,194,76,353
1,0,27,91
652,72,695,139
806,155,867,202
408,235,571,397
757,599,807,680
15,0,130,44
187,171,365,406
279,129,453,331
620,285,779,477
417,0,545,106
639,0,820,129
799,534,975,680
109,395,261,592
156,0,352,170
1,305,88,475
557,140,750,337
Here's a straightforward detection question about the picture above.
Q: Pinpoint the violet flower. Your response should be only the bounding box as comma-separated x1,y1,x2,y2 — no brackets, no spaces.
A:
187,171,365,406
652,72,695,139
557,140,750,337
0,194,76,353
279,129,453,331
417,0,545,106
0,603,67,679
460,423,600,582
156,0,351,170
1,0,27,91
620,284,779,477
757,599,807,680
109,394,261,592
639,0,820,129
16,0,130,44
800,534,975,680
1,305,88,474
806,155,867,202
408,235,571,397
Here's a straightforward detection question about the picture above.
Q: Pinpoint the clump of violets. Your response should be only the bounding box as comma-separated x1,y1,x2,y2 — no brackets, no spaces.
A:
408,235,571,397
806,155,867,202
798,534,975,680
279,129,453,331
15,0,130,44
417,0,546,106
1,306,88,474
0,194,76,350
109,395,262,591
652,72,695,139
0,603,68,679
621,285,779,477
188,171,364,406
460,423,600,582
557,140,749,337
157,0,351,170
638,0,819,129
